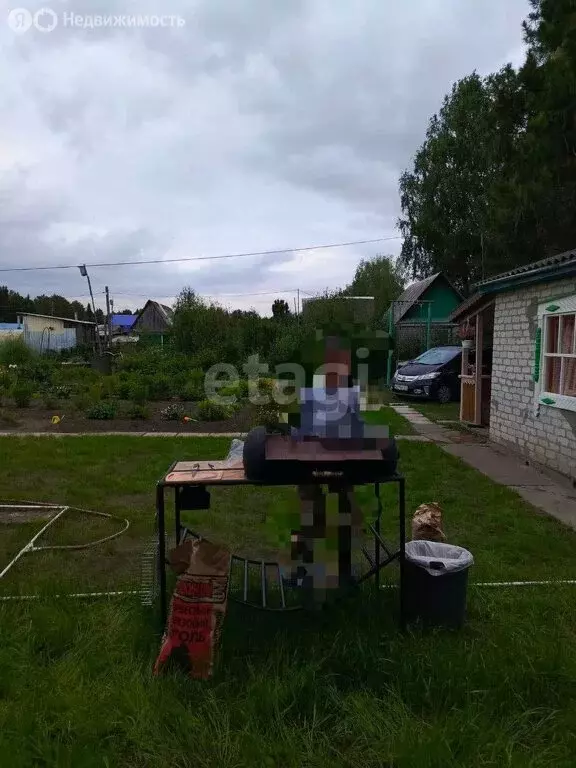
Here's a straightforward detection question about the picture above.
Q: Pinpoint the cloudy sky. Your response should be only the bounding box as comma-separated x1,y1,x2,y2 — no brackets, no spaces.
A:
1,0,530,315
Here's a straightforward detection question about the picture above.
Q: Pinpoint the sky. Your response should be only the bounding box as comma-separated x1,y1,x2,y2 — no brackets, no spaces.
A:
0,0,530,315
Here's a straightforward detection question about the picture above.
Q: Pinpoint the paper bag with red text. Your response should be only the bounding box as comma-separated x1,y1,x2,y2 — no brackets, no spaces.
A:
153,537,231,679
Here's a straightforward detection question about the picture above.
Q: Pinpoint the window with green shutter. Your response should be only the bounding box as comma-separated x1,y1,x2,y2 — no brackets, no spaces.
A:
533,326,541,383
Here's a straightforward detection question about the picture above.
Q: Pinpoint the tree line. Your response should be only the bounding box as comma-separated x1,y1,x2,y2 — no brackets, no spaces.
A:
398,0,575,295
0,286,136,324
171,254,404,368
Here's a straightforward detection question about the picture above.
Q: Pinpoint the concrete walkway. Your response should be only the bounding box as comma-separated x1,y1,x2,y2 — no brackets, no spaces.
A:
390,403,576,531
0,430,430,440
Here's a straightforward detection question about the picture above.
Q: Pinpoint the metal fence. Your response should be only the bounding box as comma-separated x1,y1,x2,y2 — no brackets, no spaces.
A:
384,300,457,384
24,328,77,354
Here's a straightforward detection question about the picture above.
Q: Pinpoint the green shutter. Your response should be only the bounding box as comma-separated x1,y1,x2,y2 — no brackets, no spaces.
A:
533,326,542,383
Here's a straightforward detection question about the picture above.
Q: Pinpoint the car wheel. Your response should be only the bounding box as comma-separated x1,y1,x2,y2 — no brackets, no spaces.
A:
437,384,452,404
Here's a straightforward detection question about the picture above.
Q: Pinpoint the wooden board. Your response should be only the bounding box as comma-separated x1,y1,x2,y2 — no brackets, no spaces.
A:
165,465,247,485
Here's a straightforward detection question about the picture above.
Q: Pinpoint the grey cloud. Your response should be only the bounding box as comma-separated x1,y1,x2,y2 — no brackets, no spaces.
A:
0,0,530,312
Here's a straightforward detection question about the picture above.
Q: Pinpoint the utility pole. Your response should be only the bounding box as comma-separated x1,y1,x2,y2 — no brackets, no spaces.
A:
105,286,112,350
79,264,101,354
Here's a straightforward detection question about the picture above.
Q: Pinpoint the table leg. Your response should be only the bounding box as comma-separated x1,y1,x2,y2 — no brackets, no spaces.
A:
374,483,382,591
156,483,167,626
399,476,406,630
337,488,352,587
174,487,182,544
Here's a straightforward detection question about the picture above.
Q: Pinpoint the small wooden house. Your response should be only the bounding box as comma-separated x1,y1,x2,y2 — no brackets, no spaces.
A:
385,273,462,370
131,301,174,334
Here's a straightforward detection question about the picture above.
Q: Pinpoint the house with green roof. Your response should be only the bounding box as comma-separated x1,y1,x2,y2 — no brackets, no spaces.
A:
385,273,462,374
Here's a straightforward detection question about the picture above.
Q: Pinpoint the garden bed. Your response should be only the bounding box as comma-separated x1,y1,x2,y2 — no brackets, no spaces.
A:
0,401,255,433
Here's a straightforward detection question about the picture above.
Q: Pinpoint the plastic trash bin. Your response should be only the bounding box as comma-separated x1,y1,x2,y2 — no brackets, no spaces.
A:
404,540,474,629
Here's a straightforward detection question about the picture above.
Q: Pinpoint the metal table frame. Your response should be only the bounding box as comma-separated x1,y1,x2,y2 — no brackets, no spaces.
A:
155,462,406,627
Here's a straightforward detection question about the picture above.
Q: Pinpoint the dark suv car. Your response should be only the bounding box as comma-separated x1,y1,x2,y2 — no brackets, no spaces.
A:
391,346,462,403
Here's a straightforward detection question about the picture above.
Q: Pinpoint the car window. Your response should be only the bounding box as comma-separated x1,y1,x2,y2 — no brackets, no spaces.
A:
413,347,461,366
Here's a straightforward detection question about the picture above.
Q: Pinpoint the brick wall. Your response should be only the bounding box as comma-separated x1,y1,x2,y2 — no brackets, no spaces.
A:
490,277,576,481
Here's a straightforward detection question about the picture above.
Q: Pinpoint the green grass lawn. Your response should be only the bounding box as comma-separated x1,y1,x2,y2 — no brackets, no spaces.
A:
1,437,576,767
409,400,461,423
361,407,415,436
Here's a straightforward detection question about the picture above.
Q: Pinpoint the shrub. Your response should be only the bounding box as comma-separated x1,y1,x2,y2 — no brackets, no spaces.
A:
54,384,72,399
145,374,172,401
196,399,233,421
52,365,98,392
20,359,55,387
71,392,91,412
179,371,205,402
0,370,16,404
160,404,185,421
0,338,35,366
116,375,136,400
87,383,103,403
12,381,35,408
128,382,149,405
85,402,116,420
40,389,58,410
100,375,121,401
126,402,150,420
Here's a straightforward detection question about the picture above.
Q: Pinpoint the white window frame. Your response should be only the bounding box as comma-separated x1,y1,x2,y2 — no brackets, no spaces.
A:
535,294,576,413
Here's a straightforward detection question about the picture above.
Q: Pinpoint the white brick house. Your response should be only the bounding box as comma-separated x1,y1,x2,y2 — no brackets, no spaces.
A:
450,251,576,483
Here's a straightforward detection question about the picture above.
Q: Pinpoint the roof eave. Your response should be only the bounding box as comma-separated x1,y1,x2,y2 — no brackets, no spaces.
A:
473,261,576,295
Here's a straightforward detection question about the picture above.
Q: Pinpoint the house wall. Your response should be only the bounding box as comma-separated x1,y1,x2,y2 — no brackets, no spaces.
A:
132,304,168,333
23,315,66,333
490,277,576,481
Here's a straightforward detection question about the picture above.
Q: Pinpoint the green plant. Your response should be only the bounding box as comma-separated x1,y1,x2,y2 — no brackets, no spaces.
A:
71,392,91,412
145,374,172,401
196,399,233,421
160,404,185,421
87,383,103,403
178,373,205,402
116,375,135,400
20,359,54,386
85,402,117,420
40,389,58,410
128,382,149,405
54,384,72,399
100,375,121,401
125,402,150,420
0,337,35,366
12,381,35,408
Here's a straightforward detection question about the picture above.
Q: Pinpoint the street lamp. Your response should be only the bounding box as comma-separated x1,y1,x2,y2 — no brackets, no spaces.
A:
79,264,101,354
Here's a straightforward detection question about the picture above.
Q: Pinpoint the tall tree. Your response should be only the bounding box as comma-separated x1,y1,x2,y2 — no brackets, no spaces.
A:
271,298,290,318
344,254,404,309
398,69,525,295
398,2,576,294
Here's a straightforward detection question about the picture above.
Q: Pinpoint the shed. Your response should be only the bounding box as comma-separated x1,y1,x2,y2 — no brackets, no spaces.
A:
131,301,174,334
385,272,462,381
17,313,96,352
450,249,576,482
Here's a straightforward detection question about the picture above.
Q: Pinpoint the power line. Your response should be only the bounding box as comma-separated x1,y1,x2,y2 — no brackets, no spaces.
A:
0,236,401,274
110,288,308,298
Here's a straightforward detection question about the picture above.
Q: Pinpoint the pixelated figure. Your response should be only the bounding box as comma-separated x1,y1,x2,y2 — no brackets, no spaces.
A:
278,330,392,603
